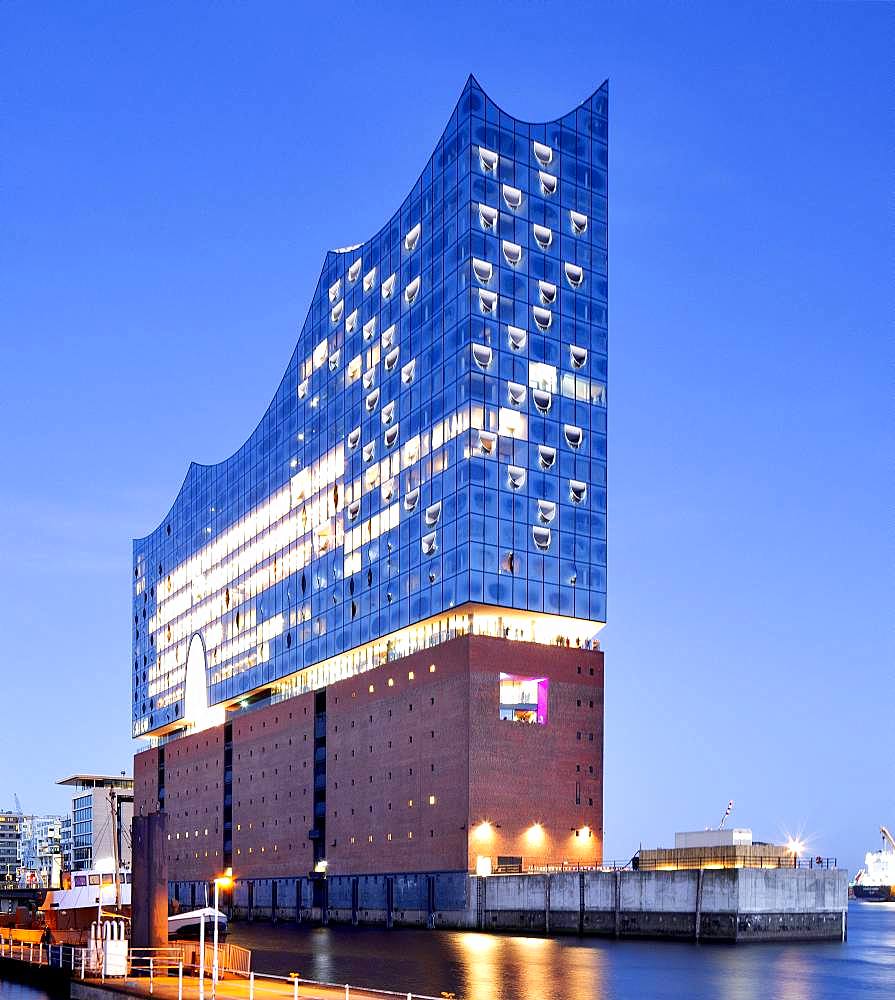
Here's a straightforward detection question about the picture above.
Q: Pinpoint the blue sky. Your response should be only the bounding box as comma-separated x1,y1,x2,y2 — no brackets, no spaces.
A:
0,2,889,873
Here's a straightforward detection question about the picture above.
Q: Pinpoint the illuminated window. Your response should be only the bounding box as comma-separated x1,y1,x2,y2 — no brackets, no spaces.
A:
499,673,549,725
428,795,436,806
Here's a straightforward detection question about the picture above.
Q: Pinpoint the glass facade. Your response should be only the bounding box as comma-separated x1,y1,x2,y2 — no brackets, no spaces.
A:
133,76,608,740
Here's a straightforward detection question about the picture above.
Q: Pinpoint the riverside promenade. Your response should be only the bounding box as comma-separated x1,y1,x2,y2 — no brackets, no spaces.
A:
0,940,450,1000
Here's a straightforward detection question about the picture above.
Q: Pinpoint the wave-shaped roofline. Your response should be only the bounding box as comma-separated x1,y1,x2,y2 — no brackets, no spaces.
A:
134,73,608,545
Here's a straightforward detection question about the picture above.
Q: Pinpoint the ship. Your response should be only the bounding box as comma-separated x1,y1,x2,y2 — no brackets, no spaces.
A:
852,826,895,902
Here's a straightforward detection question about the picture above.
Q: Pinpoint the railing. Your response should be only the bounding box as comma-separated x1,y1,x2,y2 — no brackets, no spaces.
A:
0,935,452,1000
630,855,839,871
482,857,839,874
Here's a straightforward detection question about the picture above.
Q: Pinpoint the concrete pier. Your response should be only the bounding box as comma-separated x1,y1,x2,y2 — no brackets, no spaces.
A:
209,868,848,942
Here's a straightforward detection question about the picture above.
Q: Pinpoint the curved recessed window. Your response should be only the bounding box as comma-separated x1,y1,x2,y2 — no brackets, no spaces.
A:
384,347,400,372
479,290,498,315
533,224,553,249
345,308,358,333
507,465,526,490
363,442,375,463
404,487,420,512
348,258,362,283
404,276,421,305
507,382,526,406
381,401,396,426
533,306,552,330
328,349,340,372
503,241,522,266
362,368,375,390
564,424,583,449
570,210,588,235
363,267,377,293
331,300,344,324
503,184,522,210
532,525,552,551
421,531,438,555
381,324,396,349
347,428,361,450
472,258,493,284
479,147,499,173
384,425,399,449
363,316,376,342
539,170,558,196
538,445,556,469
472,344,493,370
538,280,557,305
478,430,497,456
564,262,584,288
381,478,396,503
404,439,420,464
533,140,553,166
347,500,361,522
425,501,442,526
297,379,309,400
382,273,396,300
537,499,556,524
532,388,552,414
479,204,498,231
404,223,421,252
570,345,588,369
508,325,527,351
401,359,416,385
365,388,380,412
328,279,341,304
569,480,588,504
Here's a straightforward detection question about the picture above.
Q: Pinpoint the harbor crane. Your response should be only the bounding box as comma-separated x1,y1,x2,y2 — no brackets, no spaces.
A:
881,826,895,851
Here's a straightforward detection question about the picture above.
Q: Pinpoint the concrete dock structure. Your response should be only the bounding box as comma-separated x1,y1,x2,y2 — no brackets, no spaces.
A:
213,867,848,942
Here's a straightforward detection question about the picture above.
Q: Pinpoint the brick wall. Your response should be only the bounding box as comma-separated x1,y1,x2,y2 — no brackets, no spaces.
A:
230,692,315,877
133,634,604,881
162,727,226,880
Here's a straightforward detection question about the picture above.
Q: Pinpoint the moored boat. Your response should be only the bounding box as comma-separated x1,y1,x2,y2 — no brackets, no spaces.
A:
168,906,228,940
852,826,895,902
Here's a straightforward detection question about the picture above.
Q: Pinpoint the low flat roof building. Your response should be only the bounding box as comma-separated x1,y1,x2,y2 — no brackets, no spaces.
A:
57,774,134,872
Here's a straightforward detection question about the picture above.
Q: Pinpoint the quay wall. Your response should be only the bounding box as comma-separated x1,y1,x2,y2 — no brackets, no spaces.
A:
175,868,847,942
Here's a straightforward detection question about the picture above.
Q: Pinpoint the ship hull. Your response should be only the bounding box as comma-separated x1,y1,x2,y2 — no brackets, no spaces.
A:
853,884,894,902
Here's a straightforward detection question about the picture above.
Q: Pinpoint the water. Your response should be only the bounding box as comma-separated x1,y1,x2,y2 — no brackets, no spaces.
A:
227,902,895,1000
0,903,890,999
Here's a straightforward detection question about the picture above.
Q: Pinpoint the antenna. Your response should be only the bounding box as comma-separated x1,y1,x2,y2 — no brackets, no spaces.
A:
719,800,734,830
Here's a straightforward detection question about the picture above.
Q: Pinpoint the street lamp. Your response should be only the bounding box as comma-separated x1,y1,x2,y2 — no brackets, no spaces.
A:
212,868,233,999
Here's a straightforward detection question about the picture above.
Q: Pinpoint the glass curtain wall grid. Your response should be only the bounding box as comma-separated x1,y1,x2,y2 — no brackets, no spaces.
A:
133,76,609,740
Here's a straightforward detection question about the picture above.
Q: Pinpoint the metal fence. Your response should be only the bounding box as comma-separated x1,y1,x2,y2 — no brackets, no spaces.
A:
0,935,452,1000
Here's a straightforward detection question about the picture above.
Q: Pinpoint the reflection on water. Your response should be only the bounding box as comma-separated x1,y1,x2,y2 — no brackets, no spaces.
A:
0,904,891,1000
226,904,893,1000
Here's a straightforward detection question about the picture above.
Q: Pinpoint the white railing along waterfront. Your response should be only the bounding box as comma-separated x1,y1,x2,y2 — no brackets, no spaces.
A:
0,935,452,1000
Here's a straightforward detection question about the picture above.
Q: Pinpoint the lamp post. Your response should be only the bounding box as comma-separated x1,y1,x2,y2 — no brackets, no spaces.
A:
212,868,233,999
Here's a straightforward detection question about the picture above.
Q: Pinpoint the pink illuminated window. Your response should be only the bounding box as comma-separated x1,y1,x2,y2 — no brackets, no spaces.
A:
499,673,548,725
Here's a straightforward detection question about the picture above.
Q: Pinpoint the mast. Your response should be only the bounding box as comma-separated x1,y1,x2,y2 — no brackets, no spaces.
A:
109,787,121,909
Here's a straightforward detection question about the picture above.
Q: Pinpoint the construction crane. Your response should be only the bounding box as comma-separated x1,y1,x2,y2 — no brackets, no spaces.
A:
881,826,895,851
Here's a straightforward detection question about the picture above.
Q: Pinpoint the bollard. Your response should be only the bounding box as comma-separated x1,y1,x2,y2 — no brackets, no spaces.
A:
249,971,255,1000
150,957,155,994
82,949,86,979
178,960,184,1000
293,976,299,1000
38,943,43,966
345,986,349,1000
29,943,33,964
